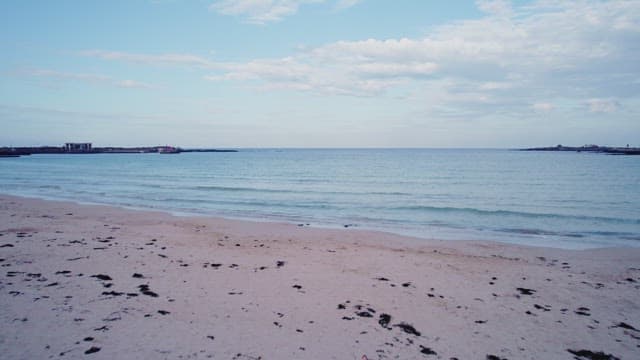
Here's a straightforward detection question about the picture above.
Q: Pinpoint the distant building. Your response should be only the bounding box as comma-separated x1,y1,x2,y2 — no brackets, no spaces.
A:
158,145,179,154
64,143,92,152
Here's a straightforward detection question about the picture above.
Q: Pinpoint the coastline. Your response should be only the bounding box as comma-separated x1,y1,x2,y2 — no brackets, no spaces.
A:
4,189,635,251
2,149,638,250
1,194,639,359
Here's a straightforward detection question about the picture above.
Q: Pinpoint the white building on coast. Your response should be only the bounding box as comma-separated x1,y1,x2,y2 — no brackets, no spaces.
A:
64,143,92,152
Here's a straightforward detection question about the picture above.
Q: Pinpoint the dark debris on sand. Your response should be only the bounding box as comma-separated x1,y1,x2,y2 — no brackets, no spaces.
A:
613,322,637,331
378,313,391,329
575,307,591,316
84,346,101,354
486,355,508,360
567,349,620,360
394,322,421,336
356,311,373,318
91,274,112,281
138,284,158,297
419,345,437,355
516,287,536,295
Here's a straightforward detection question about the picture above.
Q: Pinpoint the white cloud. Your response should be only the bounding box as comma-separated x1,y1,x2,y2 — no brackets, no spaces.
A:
210,0,305,24
26,69,111,83
206,57,401,96
532,102,554,112
80,50,214,67
479,81,512,90
0,104,164,122
209,0,359,24
203,0,639,110
204,1,640,101
116,79,155,89
356,62,438,77
21,68,155,89
335,0,361,10
476,0,513,17
81,1,639,116
586,98,619,113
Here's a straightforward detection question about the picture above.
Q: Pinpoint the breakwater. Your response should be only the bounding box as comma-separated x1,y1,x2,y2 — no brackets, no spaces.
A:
0,146,237,157
522,145,640,155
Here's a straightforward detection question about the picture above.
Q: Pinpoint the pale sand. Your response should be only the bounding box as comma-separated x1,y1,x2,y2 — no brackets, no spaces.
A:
1,194,639,360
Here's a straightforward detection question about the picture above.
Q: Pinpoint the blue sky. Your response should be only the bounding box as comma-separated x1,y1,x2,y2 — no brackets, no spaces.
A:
1,0,639,147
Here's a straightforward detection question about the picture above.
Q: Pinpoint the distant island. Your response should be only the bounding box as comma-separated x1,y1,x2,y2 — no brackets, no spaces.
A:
521,144,640,155
0,143,237,157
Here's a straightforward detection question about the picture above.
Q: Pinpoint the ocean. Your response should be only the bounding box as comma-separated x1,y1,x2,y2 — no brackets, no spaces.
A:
1,149,639,249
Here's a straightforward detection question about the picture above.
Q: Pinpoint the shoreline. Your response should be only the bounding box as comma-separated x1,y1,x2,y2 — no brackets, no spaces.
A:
2,191,631,251
1,194,639,359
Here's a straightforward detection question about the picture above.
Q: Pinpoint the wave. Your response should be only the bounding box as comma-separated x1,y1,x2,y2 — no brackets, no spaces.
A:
37,185,62,190
370,191,412,196
497,228,585,238
135,196,341,211
191,185,294,194
393,205,639,225
189,185,413,197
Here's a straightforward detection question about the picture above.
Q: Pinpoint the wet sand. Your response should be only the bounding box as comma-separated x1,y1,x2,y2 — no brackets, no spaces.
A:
1,194,639,359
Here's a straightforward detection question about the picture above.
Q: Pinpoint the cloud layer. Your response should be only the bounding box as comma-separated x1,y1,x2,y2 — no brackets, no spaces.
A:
203,0,639,116
79,50,214,67
210,0,360,24
79,1,640,122
21,69,155,89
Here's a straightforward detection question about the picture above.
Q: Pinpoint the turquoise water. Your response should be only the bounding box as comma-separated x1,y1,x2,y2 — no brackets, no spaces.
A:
1,149,639,249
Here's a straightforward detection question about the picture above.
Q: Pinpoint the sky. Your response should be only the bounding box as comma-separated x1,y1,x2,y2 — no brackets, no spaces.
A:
1,0,639,148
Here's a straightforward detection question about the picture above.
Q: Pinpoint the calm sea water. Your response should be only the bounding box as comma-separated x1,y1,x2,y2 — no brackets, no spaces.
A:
1,149,639,249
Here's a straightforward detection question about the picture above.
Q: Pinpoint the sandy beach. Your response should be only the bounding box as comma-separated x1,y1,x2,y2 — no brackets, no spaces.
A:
1,194,639,359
